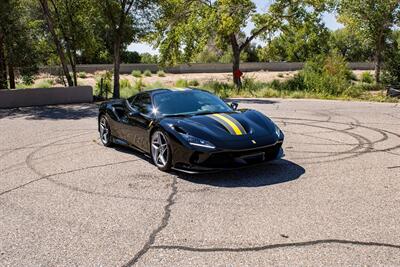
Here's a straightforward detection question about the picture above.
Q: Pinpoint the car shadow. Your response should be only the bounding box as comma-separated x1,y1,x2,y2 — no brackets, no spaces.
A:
176,159,304,188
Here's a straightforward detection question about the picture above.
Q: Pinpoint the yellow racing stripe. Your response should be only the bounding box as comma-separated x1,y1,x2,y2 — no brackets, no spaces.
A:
213,114,244,135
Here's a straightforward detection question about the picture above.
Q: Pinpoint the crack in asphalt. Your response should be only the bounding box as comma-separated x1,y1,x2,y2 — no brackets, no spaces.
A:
122,176,178,267
151,239,400,252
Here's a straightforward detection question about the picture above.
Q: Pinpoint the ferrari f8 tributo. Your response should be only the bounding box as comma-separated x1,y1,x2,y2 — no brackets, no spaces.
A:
98,88,284,173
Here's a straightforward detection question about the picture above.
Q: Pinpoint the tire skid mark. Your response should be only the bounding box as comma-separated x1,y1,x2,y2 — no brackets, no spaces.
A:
151,239,400,253
273,116,400,164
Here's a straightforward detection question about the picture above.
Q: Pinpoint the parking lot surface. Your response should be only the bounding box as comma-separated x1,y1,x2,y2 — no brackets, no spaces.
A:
1,99,399,266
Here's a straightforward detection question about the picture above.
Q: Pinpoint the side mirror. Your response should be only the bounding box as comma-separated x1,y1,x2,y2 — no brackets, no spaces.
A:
230,101,239,111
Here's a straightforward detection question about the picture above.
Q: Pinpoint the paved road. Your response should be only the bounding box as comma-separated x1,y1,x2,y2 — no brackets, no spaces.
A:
0,99,399,266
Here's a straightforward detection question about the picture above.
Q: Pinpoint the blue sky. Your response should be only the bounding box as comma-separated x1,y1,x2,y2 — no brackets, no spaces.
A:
128,2,343,54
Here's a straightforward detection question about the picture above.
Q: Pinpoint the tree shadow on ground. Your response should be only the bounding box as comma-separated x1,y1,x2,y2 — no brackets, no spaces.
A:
177,159,304,188
0,104,98,120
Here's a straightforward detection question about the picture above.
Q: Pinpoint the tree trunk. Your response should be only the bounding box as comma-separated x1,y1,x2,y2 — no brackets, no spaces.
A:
113,36,121,99
7,57,15,89
0,33,7,89
39,0,73,87
374,51,382,84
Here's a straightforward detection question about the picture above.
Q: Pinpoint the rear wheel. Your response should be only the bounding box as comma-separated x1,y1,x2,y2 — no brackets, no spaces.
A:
151,130,172,171
99,115,113,147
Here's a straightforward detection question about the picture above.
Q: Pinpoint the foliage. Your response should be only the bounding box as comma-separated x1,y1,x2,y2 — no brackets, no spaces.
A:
143,69,152,77
338,0,400,83
360,72,374,84
131,70,142,77
119,78,132,89
133,78,146,92
121,51,141,63
330,28,373,62
382,33,400,85
78,72,87,79
95,71,112,98
157,70,166,77
259,14,331,62
175,79,188,88
21,74,35,85
140,53,158,64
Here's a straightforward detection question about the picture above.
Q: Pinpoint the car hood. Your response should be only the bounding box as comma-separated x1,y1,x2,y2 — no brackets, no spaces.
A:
161,110,281,149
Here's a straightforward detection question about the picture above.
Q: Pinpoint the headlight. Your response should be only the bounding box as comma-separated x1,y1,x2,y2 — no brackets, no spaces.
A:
274,124,282,138
181,134,216,149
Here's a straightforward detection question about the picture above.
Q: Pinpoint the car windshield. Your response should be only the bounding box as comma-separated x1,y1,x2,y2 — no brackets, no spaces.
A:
153,90,232,116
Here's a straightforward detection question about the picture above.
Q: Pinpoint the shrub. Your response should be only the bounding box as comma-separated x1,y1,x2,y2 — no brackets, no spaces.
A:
22,75,35,85
131,70,142,77
36,79,53,88
95,71,113,98
78,72,87,79
202,80,233,98
157,70,166,77
188,79,199,86
360,72,374,84
119,79,132,89
133,78,146,92
277,73,284,78
342,85,364,98
175,79,188,87
143,69,152,77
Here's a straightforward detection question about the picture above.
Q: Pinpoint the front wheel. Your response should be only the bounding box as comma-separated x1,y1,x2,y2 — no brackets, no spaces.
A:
151,130,172,171
99,115,113,147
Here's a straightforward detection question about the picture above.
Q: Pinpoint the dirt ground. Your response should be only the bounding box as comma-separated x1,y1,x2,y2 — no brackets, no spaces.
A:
32,70,373,88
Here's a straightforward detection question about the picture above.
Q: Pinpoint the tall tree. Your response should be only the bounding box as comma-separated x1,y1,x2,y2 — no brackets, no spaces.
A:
98,0,155,98
338,0,400,83
0,0,40,89
151,0,327,87
39,0,74,86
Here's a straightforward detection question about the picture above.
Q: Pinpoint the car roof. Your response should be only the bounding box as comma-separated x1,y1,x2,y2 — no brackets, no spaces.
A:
146,87,209,95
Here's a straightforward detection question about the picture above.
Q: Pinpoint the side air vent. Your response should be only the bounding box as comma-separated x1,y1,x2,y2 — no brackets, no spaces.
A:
173,125,187,134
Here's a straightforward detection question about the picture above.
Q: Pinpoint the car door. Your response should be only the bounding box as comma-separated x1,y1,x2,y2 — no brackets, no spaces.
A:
124,93,154,151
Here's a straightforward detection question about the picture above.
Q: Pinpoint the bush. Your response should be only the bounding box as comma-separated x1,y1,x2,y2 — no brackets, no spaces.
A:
36,79,53,88
131,70,142,78
120,79,132,89
143,69,152,77
133,78,146,92
95,71,113,98
342,85,365,98
202,80,233,98
22,75,35,85
175,79,188,87
78,72,87,79
360,72,374,84
188,79,199,86
157,70,166,77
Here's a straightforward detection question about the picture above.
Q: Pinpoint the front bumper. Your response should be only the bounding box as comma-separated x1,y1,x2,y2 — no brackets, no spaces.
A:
172,141,284,173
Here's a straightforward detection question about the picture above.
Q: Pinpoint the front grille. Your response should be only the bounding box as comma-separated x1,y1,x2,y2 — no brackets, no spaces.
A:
196,142,282,168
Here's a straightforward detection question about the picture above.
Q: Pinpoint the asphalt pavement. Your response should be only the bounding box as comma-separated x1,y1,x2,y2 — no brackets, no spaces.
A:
0,99,399,266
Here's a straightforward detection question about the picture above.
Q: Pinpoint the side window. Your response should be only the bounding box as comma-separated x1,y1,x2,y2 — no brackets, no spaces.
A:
131,94,152,115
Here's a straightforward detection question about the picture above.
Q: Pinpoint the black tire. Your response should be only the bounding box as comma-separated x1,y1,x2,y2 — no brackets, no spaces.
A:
99,115,113,147
151,130,172,171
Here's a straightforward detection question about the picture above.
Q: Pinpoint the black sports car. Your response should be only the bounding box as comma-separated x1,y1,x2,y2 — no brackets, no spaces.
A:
98,88,284,173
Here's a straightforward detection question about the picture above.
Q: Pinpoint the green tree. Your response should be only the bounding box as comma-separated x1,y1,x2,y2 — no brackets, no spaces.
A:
151,0,327,88
338,0,400,83
259,14,331,62
330,28,373,62
97,0,155,98
0,0,40,89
